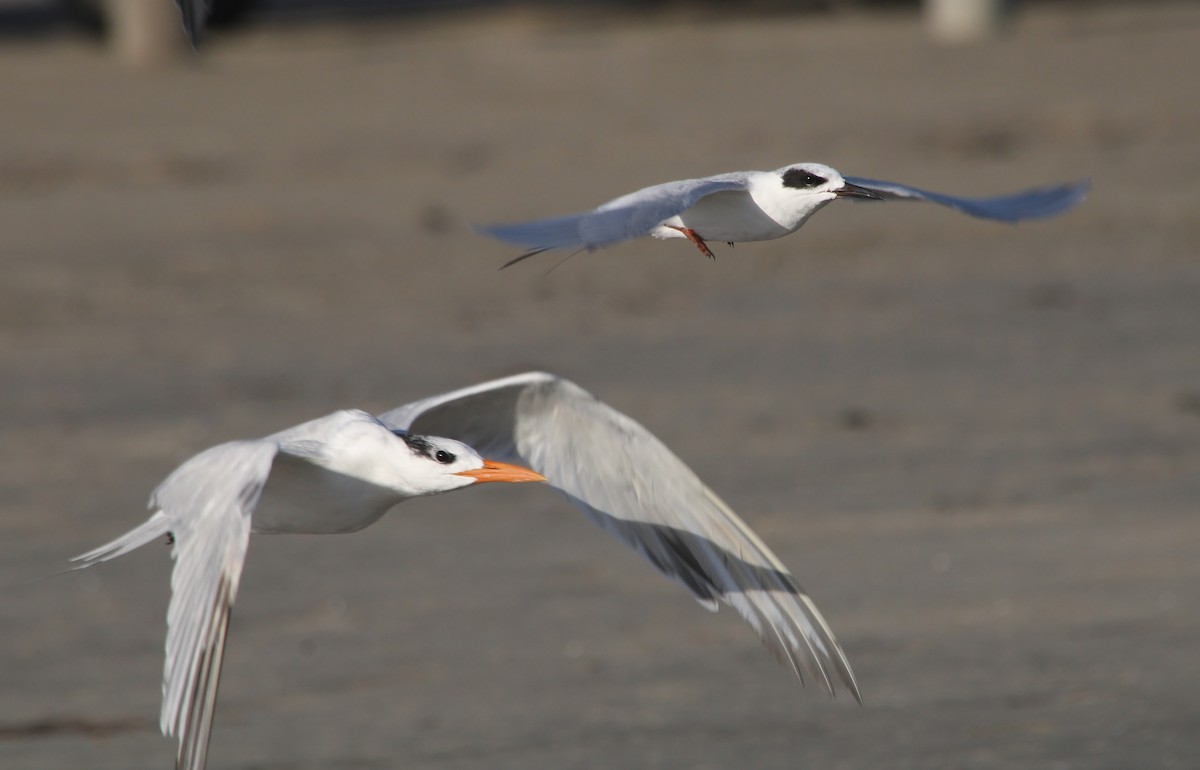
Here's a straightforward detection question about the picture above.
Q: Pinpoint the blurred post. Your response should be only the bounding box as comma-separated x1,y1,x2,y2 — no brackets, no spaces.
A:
925,0,1009,44
107,0,184,66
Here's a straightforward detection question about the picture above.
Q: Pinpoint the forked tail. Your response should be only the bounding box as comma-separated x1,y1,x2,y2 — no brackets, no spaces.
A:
72,511,172,570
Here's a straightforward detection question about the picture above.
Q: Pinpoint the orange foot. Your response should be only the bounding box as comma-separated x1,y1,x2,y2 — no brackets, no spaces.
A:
665,225,716,259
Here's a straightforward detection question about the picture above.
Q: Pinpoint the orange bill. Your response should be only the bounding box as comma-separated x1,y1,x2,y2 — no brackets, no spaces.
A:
456,459,546,484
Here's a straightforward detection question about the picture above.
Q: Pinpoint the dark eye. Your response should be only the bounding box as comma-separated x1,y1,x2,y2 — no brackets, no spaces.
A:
434,450,455,465
782,168,827,190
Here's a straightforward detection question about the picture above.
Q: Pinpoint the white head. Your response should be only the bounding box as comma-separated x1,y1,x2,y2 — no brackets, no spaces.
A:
390,431,545,496
321,412,544,498
756,162,882,231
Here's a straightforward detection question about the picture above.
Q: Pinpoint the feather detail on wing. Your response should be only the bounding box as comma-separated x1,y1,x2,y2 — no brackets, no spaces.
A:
74,440,278,770
379,371,860,702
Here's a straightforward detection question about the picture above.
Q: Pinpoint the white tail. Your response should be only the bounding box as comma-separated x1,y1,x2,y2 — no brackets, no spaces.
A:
72,510,172,569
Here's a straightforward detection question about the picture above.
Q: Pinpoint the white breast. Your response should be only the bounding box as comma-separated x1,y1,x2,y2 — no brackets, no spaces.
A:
657,190,794,243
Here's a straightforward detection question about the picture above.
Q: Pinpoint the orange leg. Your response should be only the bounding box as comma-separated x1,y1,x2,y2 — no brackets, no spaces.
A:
665,225,716,259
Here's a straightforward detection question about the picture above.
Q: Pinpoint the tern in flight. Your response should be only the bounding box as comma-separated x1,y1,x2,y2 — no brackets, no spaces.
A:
75,371,860,770
480,162,1089,267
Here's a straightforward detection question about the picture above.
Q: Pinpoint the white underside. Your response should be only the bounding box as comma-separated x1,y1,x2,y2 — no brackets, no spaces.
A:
251,453,404,534
651,190,814,243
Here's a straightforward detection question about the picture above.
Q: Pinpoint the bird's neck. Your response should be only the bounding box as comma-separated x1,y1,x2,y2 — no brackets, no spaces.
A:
766,196,833,232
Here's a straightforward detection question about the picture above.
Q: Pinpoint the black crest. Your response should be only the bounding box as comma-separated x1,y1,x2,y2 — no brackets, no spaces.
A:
782,168,828,190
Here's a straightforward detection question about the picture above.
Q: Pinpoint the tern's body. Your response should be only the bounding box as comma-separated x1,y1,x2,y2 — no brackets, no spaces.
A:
236,412,539,535
481,162,1089,265
75,408,543,770
76,372,860,770
610,171,817,245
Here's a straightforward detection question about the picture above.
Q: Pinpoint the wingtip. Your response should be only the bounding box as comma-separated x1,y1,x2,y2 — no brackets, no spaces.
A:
475,222,552,269
999,178,1091,223
1058,178,1091,200
1040,178,1092,218
175,0,206,50
841,667,865,705
182,23,201,50
474,222,519,244
814,659,863,705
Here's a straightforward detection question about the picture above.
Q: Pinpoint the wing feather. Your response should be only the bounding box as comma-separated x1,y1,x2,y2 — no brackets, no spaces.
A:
379,372,860,702
843,176,1090,222
478,176,751,253
74,440,277,770
174,0,207,48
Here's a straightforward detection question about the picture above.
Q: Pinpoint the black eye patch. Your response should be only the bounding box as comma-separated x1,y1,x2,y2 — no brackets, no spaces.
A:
397,432,434,456
395,431,457,465
782,168,827,189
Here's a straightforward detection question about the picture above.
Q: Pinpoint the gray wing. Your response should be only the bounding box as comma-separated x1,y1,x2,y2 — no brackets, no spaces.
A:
843,175,1089,222
175,0,207,48
73,440,278,770
379,371,860,702
477,175,751,253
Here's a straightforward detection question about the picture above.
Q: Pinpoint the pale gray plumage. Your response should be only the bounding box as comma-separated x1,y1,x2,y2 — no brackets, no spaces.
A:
73,410,539,770
74,441,275,770
484,175,751,254
479,162,1089,263
380,371,861,701
841,175,1088,221
75,373,859,770
173,0,210,48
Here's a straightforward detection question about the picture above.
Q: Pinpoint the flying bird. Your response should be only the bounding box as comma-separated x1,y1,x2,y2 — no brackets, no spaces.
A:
74,372,860,770
480,162,1089,267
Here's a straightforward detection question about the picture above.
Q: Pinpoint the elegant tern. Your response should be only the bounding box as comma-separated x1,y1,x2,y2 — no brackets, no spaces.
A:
480,162,1089,266
75,371,859,770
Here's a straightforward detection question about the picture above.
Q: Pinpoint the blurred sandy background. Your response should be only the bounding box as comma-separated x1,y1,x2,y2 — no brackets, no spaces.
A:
2,2,1199,768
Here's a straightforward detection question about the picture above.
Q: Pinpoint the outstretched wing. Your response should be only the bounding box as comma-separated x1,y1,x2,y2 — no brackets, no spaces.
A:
379,371,860,702
74,440,278,770
843,175,1090,222
478,175,751,256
